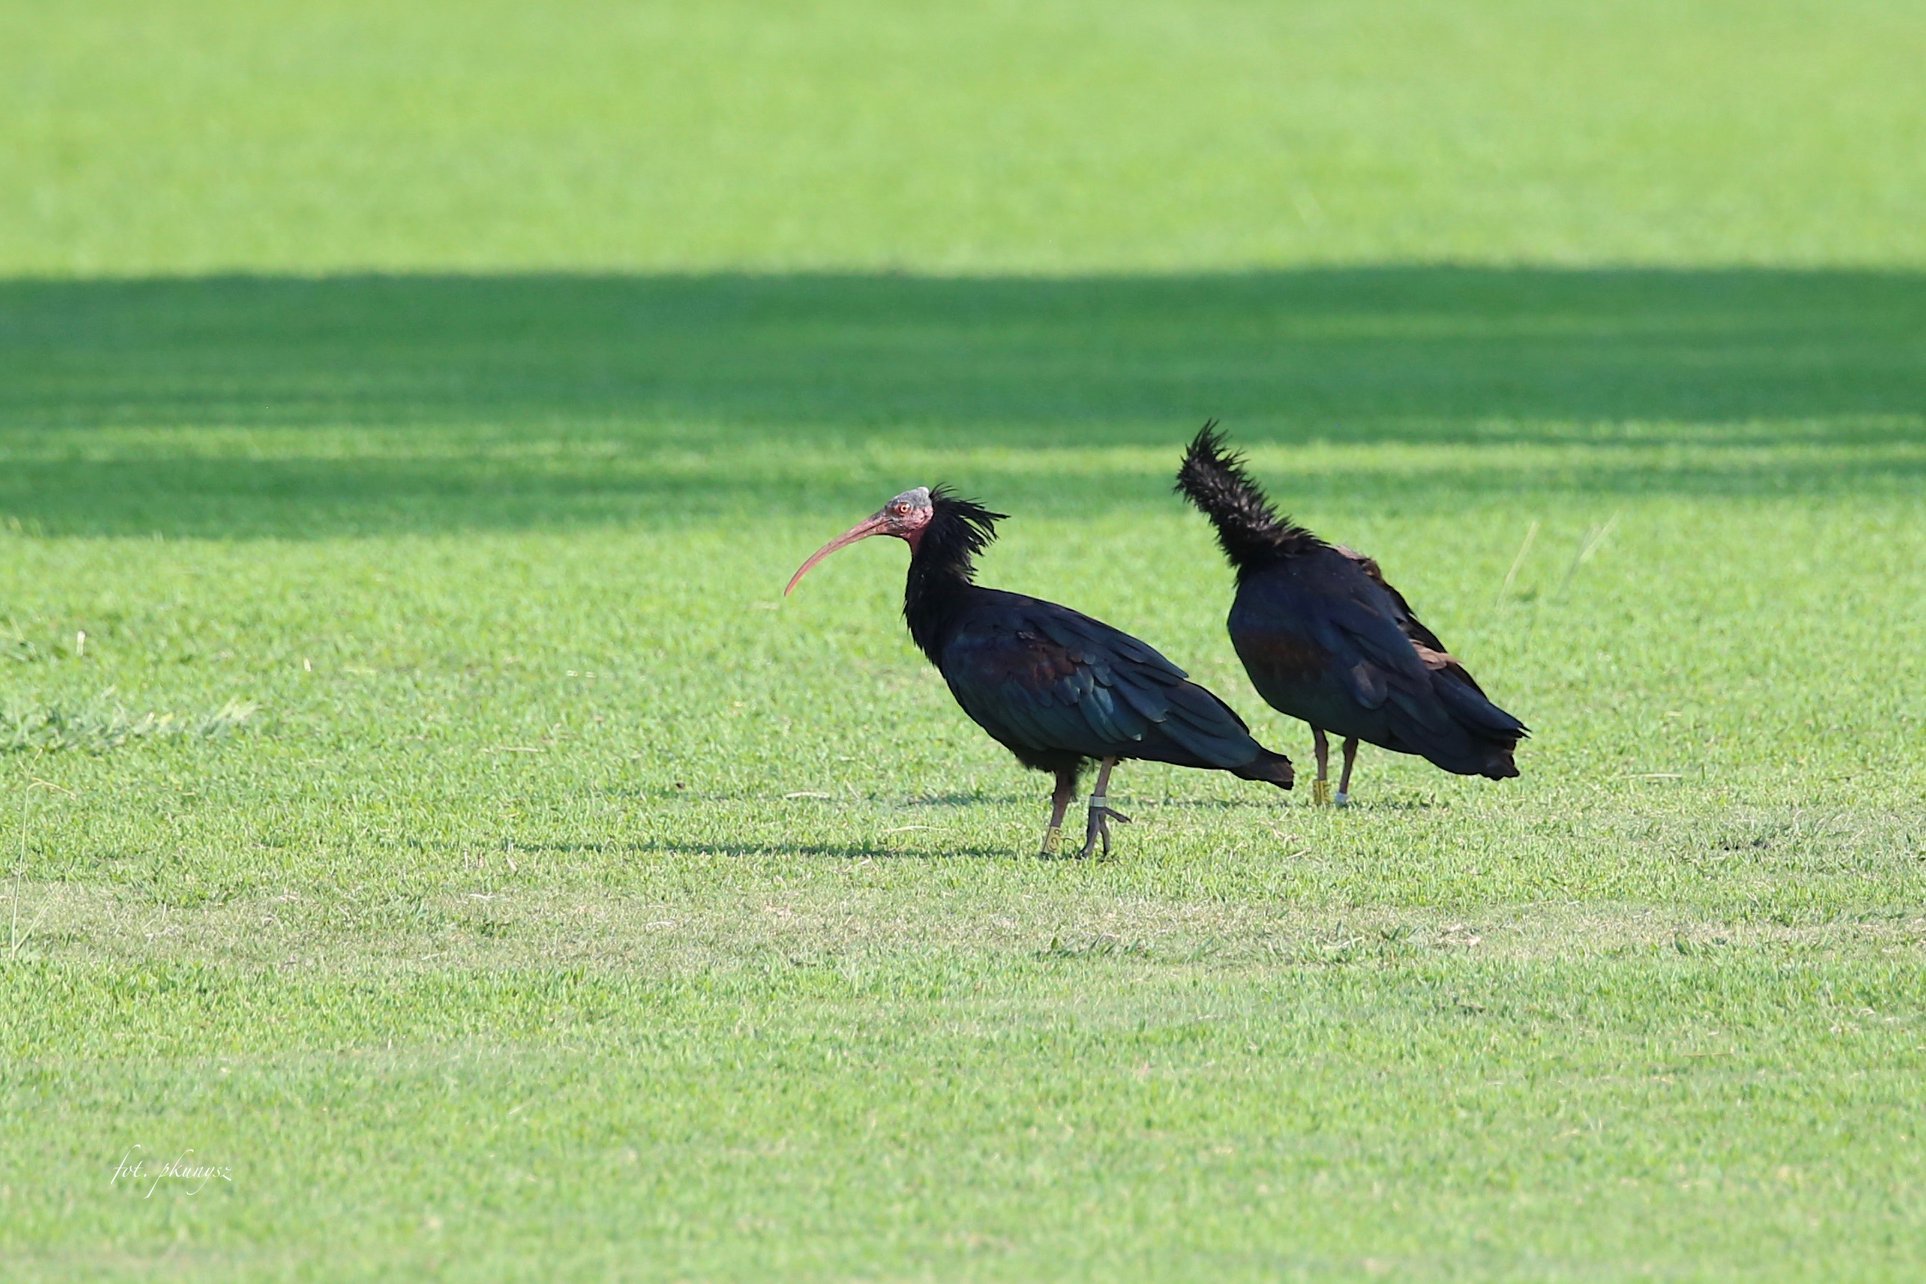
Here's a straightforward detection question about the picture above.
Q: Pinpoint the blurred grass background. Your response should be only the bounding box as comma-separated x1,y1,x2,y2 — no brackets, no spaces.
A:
5,0,1923,274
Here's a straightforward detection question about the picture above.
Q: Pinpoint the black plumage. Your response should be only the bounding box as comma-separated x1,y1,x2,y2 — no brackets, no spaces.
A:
1175,424,1526,802
787,485,1293,855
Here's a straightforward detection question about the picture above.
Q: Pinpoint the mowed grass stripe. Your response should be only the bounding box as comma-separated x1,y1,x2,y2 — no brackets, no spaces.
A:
5,951,1922,1279
9,881,1926,978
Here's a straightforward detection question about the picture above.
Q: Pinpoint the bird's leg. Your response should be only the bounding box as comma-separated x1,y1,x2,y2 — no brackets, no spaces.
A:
1080,757,1131,858
1336,737,1359,807
1039,768,1077,857
1311,728,1333,806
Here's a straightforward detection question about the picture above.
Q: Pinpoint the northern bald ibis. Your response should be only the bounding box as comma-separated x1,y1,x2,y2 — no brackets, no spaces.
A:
785,485,1294,856
1176,424,1526,804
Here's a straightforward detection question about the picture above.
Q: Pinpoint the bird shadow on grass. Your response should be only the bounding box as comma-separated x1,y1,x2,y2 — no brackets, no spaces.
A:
660,789,1328,813
630,839,1017,861
506,835,1015,861
902,791,1054,807
1300,799,1444,812
2,266,1921,539
633,787,1030,807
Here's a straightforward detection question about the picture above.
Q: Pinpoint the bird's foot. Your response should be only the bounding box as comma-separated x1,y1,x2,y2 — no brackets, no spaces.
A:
1333,791,1350,807
1038,824,1063,858
1078,797,1132,859
1311,779,1333,806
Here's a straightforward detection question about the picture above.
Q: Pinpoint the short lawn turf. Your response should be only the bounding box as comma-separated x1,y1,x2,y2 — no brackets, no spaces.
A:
3,1,1925,1280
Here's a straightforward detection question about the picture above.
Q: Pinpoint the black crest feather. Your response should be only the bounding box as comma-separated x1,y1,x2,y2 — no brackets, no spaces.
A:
915,485,1008,585
902,485,1009,660
1174,421,1324,571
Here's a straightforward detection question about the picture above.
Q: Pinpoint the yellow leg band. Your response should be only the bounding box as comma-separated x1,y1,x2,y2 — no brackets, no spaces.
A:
1040,825,1062,856
1312,779,1333,806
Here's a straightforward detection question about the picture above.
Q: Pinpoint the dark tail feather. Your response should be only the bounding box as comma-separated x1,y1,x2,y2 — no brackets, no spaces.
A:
1174,422,1320,568
1479,749,1521,780
1432,677,1528,779
1234,748,1296,790
1462,733,1522,779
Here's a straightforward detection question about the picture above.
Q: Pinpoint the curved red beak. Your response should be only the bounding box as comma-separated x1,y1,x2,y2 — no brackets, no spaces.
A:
784,514,891,596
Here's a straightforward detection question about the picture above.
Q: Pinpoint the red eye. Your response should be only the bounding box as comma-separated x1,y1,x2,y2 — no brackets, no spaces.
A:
892,503,909,515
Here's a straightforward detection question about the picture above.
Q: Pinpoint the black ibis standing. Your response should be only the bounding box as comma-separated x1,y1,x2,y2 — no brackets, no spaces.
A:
785,485,1294,856
1175,424,1527,804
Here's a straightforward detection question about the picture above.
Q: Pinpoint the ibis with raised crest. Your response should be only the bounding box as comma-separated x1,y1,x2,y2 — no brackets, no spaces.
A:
786,485,1295,856
1175,424,1527,804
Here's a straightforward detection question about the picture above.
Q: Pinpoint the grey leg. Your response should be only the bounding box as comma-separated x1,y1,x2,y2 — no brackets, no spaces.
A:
1079,757,1132,858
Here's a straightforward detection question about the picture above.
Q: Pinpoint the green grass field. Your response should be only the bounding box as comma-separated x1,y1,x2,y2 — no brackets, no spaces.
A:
4,1,1925,1278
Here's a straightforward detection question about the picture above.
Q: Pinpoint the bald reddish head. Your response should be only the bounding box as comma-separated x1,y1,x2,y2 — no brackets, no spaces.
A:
784,487,936,595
